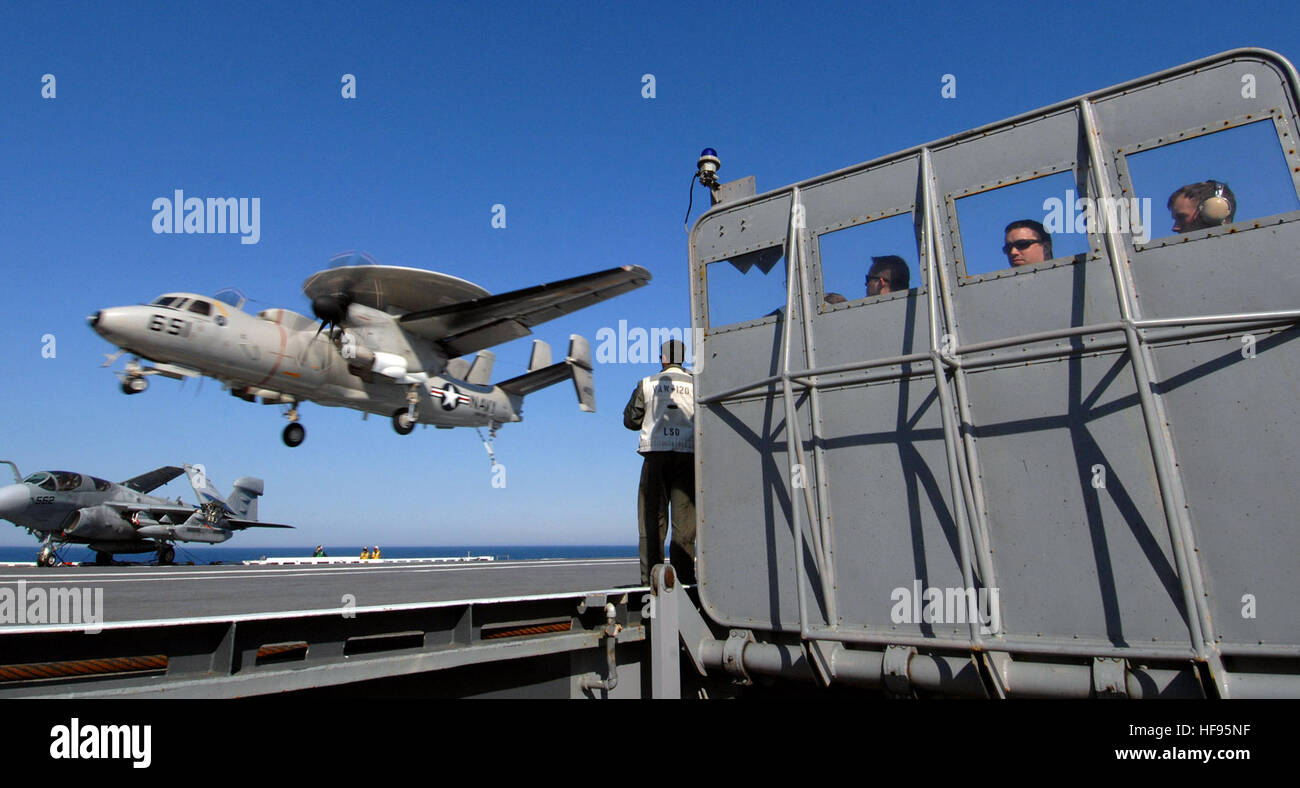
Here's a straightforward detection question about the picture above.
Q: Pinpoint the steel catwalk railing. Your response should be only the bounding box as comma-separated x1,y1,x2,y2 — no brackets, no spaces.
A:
920,147,1001,639
694,186,1300,674
701,313,1300,405
776,186,831,635
1078,96,1227,694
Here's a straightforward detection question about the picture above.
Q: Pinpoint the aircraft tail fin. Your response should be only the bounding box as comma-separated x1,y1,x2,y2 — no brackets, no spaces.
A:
185,464,227,510
527,339,552,371
567,335,595,413
444,358,471,379
496,335,595,413
226,477,265,520
466,350,495,385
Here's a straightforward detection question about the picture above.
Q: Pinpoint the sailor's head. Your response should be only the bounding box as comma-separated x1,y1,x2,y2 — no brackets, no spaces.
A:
1003,220,1052,266
661,340,687,368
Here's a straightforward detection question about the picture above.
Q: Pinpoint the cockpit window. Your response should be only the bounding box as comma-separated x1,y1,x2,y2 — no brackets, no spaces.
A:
214,289,246,310
188,300,212,316
92,477,112,492
52,472,82,491
152,296,178,307
23,473,55,491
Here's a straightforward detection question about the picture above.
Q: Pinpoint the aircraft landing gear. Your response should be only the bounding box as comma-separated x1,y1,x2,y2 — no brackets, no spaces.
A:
37,545,57,567
283,423,306,447
95,551,112,566
392,409,416,435
282,402,305,447
393,385,420,435
157,544,175,565
121,358,148,395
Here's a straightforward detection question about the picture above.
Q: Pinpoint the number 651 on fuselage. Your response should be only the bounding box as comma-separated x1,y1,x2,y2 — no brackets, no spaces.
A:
88,258,651,447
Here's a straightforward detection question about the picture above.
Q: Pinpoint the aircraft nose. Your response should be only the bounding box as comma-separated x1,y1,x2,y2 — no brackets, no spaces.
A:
88,306,130,339
0,485,30,520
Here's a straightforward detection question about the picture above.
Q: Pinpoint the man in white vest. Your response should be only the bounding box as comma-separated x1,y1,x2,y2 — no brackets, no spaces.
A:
623,339,696,585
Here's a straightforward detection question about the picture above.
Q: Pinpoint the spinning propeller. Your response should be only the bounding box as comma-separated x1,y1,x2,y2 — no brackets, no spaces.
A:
309,251,379,338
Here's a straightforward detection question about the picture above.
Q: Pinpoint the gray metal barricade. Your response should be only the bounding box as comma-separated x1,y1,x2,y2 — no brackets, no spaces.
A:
689,48,1300,697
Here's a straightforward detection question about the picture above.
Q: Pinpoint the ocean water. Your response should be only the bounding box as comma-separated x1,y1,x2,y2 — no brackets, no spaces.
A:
0,544,637,565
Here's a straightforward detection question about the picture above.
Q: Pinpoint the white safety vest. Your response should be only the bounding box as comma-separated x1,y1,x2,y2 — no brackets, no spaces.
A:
638,367,694,453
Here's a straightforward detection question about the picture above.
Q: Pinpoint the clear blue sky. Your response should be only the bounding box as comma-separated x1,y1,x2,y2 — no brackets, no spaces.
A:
0,0,1296,547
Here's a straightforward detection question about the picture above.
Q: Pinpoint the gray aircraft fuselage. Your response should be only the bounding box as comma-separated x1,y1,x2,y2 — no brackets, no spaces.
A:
0,471,228,553
90,294,522,427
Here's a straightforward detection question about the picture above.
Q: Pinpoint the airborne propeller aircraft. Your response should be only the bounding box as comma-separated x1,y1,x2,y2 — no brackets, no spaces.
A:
89,255,651,447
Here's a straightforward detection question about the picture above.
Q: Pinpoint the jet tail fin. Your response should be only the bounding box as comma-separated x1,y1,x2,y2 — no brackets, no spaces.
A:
496,335,596,413
185,464,227,510
227,477,265,520
185,465,265,520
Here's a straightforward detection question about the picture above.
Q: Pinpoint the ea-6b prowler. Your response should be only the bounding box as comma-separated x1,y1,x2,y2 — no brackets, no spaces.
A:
89,256,651,446
0,461,291,566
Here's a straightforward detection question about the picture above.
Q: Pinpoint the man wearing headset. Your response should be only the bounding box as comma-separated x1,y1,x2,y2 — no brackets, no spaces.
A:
1168,180,1237,234
623,339,696,585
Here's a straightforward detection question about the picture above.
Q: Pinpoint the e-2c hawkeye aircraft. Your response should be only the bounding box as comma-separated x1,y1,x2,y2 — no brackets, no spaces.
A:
89,256,651,447
0,461,291,566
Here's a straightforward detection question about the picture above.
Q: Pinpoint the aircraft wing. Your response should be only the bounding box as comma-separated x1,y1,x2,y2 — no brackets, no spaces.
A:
104,501,197,523
398,265,652,356
225,519,294,530
119,466,186,494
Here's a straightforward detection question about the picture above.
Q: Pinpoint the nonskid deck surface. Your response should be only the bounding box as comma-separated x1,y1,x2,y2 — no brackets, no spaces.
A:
0,558,642,627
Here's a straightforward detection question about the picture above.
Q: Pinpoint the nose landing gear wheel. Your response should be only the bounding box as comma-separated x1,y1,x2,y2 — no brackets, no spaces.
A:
392,409,416,435
37,547,56,567
283,422,306,447
157,544,175,565
122,376,148,395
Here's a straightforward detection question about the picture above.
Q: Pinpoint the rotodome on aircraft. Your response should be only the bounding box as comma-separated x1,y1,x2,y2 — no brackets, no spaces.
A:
89,254,651,447
0,461,290,566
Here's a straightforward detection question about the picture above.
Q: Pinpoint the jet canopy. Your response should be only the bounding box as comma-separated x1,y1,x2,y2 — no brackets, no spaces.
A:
21,472,111,492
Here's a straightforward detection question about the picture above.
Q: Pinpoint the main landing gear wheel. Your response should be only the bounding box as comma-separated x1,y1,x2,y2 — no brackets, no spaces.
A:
37,547,56,567
95,551,112,566
121,376,148,395
392,409,416,435
283,422,306,447
157,544,175,565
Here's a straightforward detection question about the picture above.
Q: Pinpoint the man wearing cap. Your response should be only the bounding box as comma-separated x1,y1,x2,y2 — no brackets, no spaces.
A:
623,340,696,585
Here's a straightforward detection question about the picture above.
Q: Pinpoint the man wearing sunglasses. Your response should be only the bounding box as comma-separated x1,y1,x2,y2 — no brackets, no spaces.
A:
866,255,910,297
1003,220,1053,267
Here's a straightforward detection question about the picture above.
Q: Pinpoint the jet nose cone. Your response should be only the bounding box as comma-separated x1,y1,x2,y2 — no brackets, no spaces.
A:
0,485,30,521
87,311,101,328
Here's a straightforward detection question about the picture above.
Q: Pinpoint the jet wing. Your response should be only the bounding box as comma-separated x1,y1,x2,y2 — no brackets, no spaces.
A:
104,501,197,523
226,519,294,530
119,466,185,494
398,265,652,356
